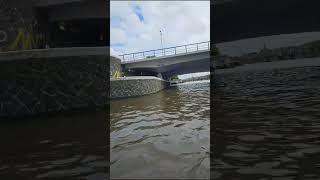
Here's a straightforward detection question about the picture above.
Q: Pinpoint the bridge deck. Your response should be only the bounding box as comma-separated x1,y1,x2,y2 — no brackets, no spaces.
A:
121,49,210,64
120,41,210,62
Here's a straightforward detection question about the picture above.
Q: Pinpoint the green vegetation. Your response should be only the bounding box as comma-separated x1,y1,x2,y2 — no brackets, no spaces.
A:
170,75,179,81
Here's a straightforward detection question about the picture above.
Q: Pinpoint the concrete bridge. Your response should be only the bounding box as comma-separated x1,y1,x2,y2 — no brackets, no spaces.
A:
120,41,211,80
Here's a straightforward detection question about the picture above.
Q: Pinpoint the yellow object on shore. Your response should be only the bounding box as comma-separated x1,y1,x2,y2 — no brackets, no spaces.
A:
112,70,123,79
8,29,40,51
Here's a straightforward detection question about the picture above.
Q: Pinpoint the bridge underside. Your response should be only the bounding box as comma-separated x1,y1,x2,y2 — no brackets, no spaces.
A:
162,58,210,79
213,0,320,43
123,58,210,80
122,51,210,80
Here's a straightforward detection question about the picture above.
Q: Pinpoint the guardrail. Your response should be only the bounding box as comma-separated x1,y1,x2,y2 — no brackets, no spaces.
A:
119,41,210,62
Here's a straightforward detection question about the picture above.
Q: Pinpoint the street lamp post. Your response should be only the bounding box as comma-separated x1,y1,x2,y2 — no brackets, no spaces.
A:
160,30,164,56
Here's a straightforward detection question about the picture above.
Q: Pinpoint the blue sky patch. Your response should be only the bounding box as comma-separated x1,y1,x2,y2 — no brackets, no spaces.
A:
133,5,144,22
111,16,123,28
111,43,125,47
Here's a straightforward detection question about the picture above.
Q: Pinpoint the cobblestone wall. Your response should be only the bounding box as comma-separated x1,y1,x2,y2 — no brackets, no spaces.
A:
0,48,108,118
110,77,168,99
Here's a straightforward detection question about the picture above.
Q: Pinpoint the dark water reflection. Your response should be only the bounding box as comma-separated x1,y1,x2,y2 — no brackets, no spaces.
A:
111,81,210,179
0,111,108,179
212,64,320,179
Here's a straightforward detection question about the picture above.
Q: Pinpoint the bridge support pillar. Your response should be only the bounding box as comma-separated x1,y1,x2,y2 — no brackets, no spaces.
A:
157,73,164,79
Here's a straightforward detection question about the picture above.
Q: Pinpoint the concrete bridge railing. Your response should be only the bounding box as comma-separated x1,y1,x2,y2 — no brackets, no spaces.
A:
119,41,210,62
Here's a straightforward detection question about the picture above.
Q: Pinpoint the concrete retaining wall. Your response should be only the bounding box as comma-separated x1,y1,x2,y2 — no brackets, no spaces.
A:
110,77,168,99
0,47,108,119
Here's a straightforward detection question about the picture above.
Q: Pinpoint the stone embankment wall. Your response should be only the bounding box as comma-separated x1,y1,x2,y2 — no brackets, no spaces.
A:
0,47,108,119
110,56,122,77
110,77,168,99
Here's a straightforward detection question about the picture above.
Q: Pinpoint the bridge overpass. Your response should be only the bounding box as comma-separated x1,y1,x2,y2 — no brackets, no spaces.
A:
120,41,211,80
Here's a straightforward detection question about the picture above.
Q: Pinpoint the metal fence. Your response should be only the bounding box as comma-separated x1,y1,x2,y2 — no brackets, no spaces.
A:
119,41,210,62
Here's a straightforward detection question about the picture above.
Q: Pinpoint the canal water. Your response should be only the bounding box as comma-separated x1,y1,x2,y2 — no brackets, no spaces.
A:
110,80,210,179
0,110,108,179
212,60,320,179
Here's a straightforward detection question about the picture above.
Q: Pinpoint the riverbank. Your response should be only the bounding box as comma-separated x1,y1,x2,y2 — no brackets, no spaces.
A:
215,57,320,74
110,76,169,99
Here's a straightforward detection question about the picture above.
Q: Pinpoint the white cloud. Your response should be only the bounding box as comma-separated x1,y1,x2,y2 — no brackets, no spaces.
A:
110,1,210,55
110,47,123,60
110,28,127,45
110,47,117,56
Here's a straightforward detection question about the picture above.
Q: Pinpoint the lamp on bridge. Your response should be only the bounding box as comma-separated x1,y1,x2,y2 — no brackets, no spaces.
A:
160,29,164,56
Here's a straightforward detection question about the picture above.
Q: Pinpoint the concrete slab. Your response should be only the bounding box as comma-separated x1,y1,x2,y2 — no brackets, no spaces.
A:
0,47,109,61
111,76,165,81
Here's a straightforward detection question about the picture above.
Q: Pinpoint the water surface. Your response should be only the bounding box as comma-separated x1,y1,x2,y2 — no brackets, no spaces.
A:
0,111,108,179
110,80,210,179
212,60,320,179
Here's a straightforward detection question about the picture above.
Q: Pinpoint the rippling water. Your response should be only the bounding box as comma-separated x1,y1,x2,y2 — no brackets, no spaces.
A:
0,111,107,179
212,61,320,179
110,80,210,179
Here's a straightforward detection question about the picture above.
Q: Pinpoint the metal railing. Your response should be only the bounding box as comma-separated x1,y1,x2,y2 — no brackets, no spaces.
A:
119,41,210,62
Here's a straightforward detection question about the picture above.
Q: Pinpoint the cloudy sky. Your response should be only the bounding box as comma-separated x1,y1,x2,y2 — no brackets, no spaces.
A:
110,1,210,57
110,1,210,79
